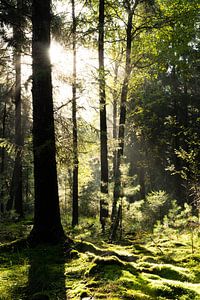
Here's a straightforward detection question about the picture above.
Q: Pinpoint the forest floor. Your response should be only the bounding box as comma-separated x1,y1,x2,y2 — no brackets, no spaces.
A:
0,219,200,300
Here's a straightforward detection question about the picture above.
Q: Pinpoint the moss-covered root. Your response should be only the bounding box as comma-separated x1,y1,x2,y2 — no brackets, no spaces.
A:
85,256,137,277
75,241,138,262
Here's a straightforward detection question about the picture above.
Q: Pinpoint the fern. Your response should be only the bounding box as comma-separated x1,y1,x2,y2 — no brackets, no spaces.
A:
0,138,19,155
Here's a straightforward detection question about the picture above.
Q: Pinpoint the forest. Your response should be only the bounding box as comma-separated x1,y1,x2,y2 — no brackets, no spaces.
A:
0,0,200,299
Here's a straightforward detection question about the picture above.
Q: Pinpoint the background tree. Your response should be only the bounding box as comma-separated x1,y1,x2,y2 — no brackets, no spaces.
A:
0,0,199,242
110,0,140,241
6,0,24,218
71,0,79,227
126,0,200,207
98,0,109,233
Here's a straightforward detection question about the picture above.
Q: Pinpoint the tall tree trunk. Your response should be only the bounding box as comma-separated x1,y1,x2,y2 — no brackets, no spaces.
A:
112,60,120,182
0,101,6,213
112,46,123,184
99,0,109,233
171,66,185,205
7,0,23,217
71,0,79,227
13,24,23,216
110,8,134,241
113,93,117,182
29,0,65,244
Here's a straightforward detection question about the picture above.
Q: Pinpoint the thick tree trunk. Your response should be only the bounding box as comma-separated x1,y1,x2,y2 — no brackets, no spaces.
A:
72,0,79,227
29,0,65,244
110,8,134,241
99,0,109,232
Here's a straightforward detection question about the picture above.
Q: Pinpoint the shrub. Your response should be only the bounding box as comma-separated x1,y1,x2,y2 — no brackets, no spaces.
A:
123,191,173,233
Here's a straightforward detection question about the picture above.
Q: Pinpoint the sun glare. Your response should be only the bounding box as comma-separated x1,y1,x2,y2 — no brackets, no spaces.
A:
50,40,99,123
50,42,67,65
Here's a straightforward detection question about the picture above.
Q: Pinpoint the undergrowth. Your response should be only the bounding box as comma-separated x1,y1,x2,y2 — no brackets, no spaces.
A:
0,219,200,299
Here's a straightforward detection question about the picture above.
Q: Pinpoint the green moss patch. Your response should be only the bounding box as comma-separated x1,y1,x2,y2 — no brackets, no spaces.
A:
1,224,200,300
138,262,194,281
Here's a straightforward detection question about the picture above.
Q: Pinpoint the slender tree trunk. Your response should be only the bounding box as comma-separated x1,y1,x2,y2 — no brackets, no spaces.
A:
71,0,79,227
144,140,153,191
13,30,23,216
0,101,6,213
110,8,134,241
99,0,109,233
112,60,119,182
7,0,23,217
25,166,29,203
113,96,117,181
139,167,146,199
29,0,65,244
111,10,133,219
112,46,123,188
171,66,185,205
182,80,191,204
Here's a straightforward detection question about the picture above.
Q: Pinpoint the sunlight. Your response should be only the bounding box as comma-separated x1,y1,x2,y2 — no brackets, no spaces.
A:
50,41,68,66
50,40,98,75
50,40,99,123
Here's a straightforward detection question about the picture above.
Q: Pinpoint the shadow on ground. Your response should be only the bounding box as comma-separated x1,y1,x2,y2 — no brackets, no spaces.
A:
25,244,66,300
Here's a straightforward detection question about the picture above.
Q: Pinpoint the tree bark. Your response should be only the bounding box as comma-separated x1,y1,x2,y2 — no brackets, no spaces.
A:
71,0,79,227
29,0,65,244
0,101,6,213
112,59,120,183
99,0,109,232
7,0,23,218
13,21,23,217
111,9,133,221
110,6,135,241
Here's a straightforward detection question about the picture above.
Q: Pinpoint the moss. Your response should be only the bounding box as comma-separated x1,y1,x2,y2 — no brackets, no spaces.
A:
65,249,80,259
139,255,160,264
80,290,92,299
85,256,124,277
75,240,138,263
0,238,28,252
145,272,200,299
67,281,89,299
0,264,28,300
153,267,191,281
133,244,154,255
153,282,198,299
138,262,194,282
75,241,103,255
1,223,200,300
123,291,152,300
65,253,90,277
86,279,100,288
